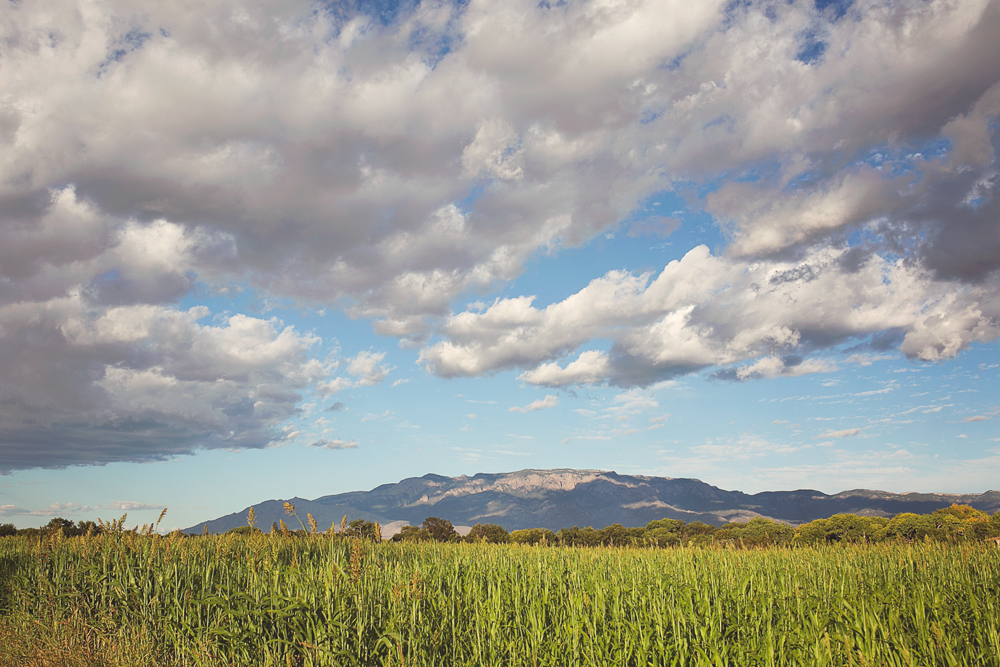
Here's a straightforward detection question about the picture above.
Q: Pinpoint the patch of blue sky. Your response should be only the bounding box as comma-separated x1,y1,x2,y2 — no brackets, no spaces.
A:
854,138,953,174
732,158,784,185
323,0,414,27
650,351,1000,493
702,113,736,133
814,0,854,21
483,190,725,311
639,108,663,125
97,28,150,76
795,29,826,65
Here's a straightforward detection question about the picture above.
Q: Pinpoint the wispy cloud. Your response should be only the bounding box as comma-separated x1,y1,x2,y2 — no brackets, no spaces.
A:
0,502,100,517
105,501,164,511
963,408,999,422
310,439,358,450
361,410,392,422
509,395,559,413
817,428,862,439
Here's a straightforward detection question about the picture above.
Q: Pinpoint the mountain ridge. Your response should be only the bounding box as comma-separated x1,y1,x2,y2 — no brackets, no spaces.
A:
185,469,1000,535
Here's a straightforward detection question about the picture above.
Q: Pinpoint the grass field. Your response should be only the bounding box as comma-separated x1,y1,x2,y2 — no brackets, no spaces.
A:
1,532,999,666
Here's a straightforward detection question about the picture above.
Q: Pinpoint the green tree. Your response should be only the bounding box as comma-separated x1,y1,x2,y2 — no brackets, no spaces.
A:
42,517,76,536
645,528,681,547
682,521,718,537
646,518,684,533
0,523,16,537
344,519,380,542
509,528,555,545
715,517,794,547
466,523,509,543
421,517,458,542
393,525,429,542
599,524,630,546
886,513,939,541
988,511,1000,539
644,518,685,547
797,514,889,544
933,504,990,541
934,503,989,522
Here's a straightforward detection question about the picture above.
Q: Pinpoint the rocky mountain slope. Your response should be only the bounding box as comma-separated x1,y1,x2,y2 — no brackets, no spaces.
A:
185,469,1000,535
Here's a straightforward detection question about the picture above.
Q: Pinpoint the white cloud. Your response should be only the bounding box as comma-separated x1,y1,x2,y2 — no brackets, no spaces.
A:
608,390,659,414
691,434,805,461
845,353,896,367
421,245,999,387
963,408,999,422
310,439,359,450
0,502,98,517
347,350,393,387
509,395,559,413
105,501,164,512
817,428,863,439
316,377,352,396
0,297,326,471
735,355,837,381
519,350,612,387
853,387,895,397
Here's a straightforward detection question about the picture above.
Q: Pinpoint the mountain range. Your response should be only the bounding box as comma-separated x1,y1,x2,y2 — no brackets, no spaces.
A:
185,469,1000,535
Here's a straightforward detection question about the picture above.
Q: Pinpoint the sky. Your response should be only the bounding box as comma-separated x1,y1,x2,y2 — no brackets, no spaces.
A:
1,0,999,531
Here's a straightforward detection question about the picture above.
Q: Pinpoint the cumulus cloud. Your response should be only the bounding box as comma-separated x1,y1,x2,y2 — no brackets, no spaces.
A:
0,298,330,472
347,351,393,387
509,395,559,413
519,350,611,387
421,245,998,386
2,0,1000,468
317,377,353,396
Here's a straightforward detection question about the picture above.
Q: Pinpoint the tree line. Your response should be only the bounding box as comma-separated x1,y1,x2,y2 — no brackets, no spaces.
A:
4,503,999,547
377,503,1000,547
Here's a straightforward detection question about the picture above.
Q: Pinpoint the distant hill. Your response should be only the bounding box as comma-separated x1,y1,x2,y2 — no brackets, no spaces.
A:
184,469,1000,535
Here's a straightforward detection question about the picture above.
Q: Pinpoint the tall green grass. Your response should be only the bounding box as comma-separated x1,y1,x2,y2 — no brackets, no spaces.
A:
1,533,998,666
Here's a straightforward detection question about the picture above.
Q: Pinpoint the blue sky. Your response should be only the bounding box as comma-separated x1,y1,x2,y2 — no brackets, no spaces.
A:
1,0,999,531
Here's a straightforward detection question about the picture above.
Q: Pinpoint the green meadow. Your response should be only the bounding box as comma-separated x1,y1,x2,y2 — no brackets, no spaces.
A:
1,527,999,666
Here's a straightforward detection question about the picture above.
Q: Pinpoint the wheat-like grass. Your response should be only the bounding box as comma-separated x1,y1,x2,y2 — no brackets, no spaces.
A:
1,535,998,666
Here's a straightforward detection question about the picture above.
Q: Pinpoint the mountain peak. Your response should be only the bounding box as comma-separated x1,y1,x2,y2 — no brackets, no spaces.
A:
185,469,1000,534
